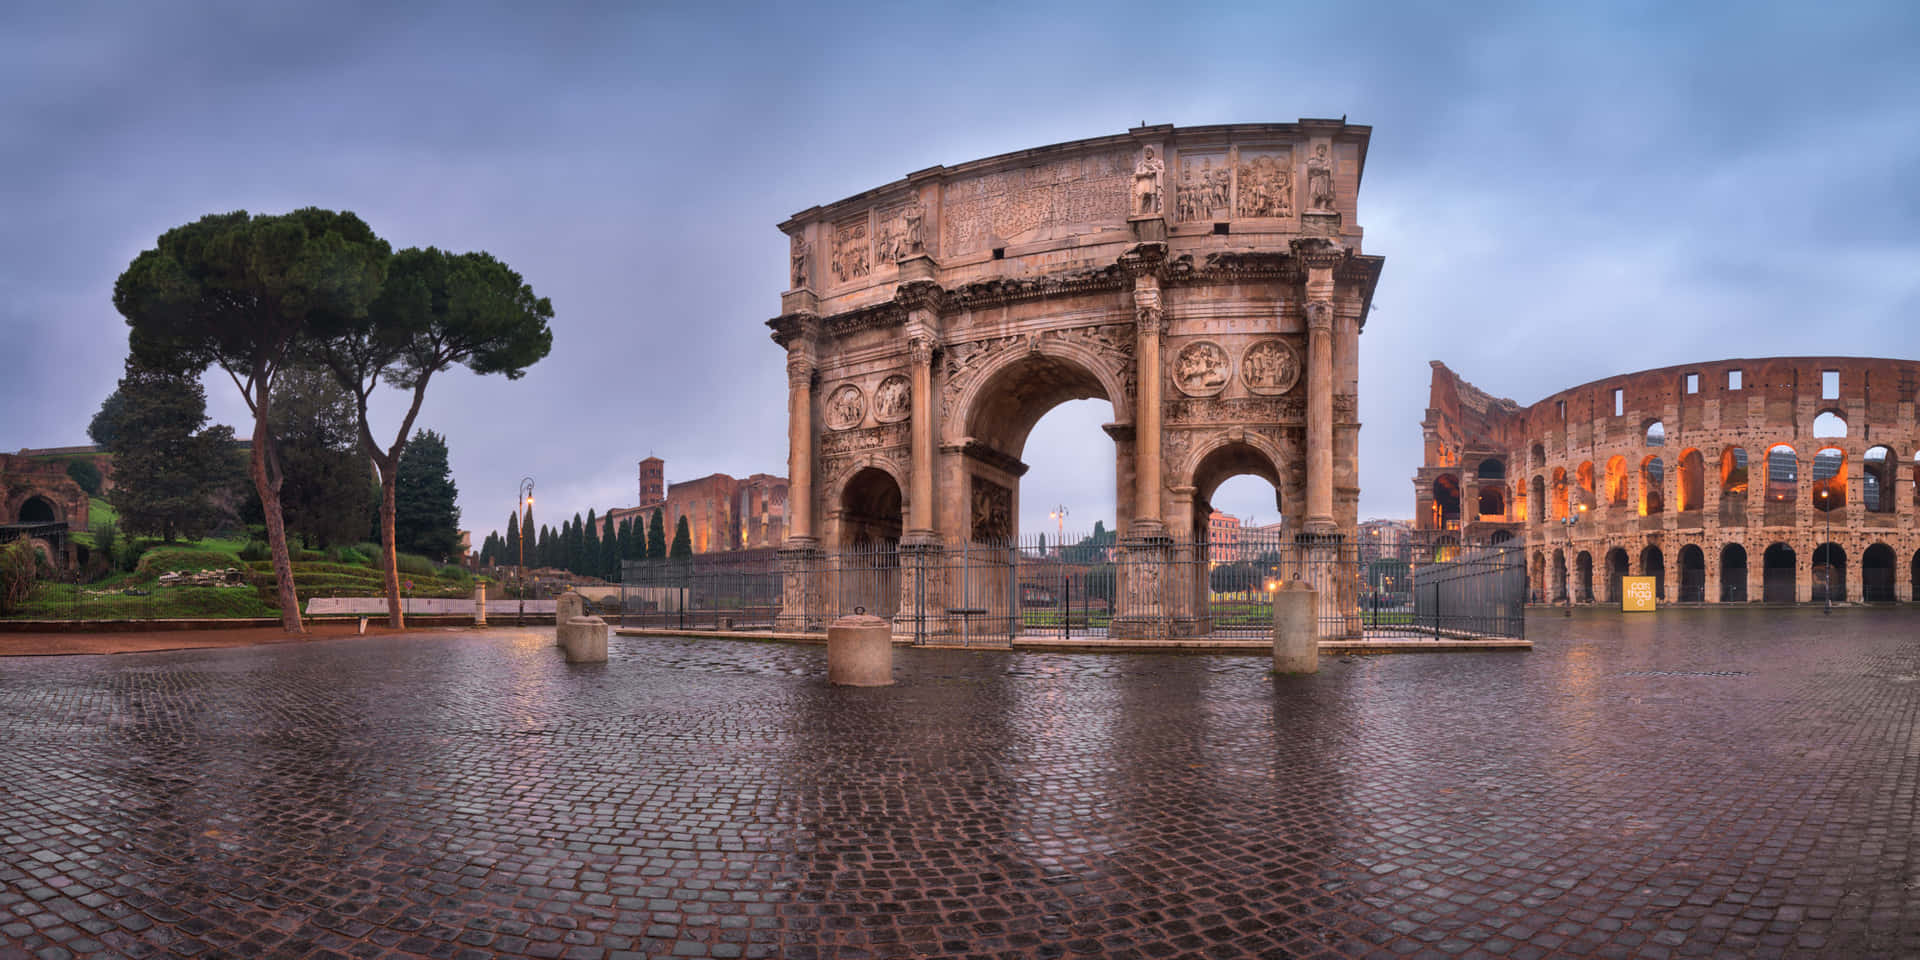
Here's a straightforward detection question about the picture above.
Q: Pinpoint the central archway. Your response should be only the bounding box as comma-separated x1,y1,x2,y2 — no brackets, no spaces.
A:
956,348,1123,545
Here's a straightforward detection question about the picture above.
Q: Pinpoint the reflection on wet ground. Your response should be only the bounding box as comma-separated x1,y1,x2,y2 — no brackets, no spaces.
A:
1,607,1917,958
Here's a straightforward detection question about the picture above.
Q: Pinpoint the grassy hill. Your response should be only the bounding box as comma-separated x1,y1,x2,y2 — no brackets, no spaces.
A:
5,540,477,621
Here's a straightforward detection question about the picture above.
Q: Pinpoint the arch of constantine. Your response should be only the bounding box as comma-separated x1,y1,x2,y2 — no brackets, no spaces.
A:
768,121,1384,639
1416,357,1920,604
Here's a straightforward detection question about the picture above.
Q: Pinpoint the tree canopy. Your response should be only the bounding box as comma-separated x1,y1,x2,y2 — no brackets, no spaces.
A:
394,429,462,561
262,365,377,548
115,208,390,631
669,515,693,561
90,360,240,542
305,244,552,625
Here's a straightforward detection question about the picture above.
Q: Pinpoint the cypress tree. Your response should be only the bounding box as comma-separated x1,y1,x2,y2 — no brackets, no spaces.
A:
669,515,693,561
583,508,600,578
647,508,667,560
617,517,635,561
568,513,585,575
505,510,521,568
601,515,619,582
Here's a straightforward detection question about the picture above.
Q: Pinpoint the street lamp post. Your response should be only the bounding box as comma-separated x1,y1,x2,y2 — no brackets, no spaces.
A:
1561,503,1587,617
1048,505,1068,556
1817,487,1831,614
518,477,535,624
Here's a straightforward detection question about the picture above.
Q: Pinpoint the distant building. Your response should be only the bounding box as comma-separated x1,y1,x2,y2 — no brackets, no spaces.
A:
607,458,788,553
1207,511,1242,562
1357,518,1413,553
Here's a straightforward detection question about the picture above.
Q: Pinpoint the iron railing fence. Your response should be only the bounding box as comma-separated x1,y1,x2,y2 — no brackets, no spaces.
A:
610,531,1527,646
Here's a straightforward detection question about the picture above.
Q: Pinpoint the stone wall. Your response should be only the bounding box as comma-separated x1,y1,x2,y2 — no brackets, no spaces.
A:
1416,358,1920,603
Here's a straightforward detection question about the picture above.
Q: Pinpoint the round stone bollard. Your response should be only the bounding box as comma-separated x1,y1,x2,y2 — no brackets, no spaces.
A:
472,583,487,627
1272,581,1319,674
827,613,893,687
555,591,585,645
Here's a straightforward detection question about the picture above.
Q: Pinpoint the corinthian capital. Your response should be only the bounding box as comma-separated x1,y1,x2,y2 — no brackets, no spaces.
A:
1305,299,1335,331
786,351,815,387
1135,303,1164,336
908,335,934,367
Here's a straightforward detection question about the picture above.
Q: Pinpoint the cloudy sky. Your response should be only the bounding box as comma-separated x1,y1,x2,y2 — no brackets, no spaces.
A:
4,2,1916,544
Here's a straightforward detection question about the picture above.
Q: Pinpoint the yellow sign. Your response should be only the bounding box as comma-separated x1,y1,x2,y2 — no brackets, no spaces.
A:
1622,576,1657,612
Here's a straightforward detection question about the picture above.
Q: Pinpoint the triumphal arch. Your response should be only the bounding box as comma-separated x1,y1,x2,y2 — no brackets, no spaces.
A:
769,121,1383,639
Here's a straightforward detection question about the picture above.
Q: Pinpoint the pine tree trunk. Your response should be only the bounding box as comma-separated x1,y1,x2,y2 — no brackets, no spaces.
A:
253,421,303,633
381,469,403,629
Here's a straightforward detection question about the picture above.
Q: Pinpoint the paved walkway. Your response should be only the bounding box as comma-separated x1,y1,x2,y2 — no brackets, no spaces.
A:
0,608,1916,958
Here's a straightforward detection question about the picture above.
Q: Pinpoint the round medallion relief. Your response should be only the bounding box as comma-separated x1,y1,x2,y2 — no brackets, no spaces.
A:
871,374,911,423
824,383,865,431
1241,339,1301,396
1171,341,1231,398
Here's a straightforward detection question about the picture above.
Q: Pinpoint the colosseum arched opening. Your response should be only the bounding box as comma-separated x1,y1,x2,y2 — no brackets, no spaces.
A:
1720,544,1748,602
1415,357,1920,606
1863,543,1897,602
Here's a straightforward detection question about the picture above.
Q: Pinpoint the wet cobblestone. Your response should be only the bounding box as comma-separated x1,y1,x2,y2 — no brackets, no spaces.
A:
2,607,1918,958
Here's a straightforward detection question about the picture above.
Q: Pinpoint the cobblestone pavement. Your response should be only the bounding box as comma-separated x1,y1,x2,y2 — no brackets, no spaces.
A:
1,609,1917,959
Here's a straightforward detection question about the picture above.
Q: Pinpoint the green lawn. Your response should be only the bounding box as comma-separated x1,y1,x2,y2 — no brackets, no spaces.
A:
6,540,474,621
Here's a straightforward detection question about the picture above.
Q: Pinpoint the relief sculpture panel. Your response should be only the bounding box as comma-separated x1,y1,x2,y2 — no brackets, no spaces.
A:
820,422,908,459
831,215,870,283
941,151,1133,255
970,476,1013,543
874,202,924,263
872,375,911,423
1235,149,1294,219
1167,396,1306,425
1172,341,1231,398
1241,339,1301,395
824,383,865,431
1175,152,1230,222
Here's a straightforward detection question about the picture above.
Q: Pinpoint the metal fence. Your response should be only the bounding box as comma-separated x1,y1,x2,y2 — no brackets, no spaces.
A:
612,531,1526,647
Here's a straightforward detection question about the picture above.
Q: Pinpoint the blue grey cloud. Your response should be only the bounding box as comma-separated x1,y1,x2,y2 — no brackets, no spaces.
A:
3,1,1914,541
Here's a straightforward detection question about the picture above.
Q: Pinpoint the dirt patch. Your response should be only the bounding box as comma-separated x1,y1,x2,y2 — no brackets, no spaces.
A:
0,622,432,656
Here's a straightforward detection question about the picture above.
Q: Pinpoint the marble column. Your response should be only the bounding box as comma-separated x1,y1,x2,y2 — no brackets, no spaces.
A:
907,334,935,535
777,339,823,632
1303,296,1337,534
1131,276,1165,535
785,350,815,543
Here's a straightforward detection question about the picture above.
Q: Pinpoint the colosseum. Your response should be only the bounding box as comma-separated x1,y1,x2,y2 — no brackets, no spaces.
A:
1415,358,1920,604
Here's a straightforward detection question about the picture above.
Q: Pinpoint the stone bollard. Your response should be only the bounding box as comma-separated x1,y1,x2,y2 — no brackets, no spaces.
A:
1272,581,1319,674
827,613,893,687
555,591,585,645
561,615,608,663
473,583,487,627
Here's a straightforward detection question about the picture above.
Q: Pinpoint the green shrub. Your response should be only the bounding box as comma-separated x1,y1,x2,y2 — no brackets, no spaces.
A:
65,459,103,496
119,539,156,573
395,553,436,577
329,546,368,566
0,540,35,615
238,540,270,562
297,549,328,562
136,548,239,579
